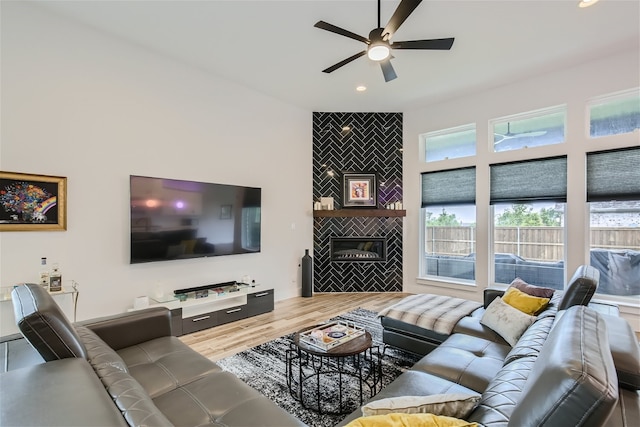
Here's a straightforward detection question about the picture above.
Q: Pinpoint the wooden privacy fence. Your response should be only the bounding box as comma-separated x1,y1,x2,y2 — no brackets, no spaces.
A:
425,226,640,262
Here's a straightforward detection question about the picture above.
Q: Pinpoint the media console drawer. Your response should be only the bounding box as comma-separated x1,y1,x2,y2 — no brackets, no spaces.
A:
182,311,218,335
247,289,274,316
216,304,248,325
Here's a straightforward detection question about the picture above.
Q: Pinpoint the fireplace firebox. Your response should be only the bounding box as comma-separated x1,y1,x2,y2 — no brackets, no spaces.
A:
330,237,387,262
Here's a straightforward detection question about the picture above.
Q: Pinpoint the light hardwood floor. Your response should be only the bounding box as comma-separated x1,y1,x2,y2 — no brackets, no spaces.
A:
179,292,411,361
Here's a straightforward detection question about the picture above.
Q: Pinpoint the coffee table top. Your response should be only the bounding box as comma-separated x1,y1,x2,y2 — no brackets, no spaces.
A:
294,325,372,357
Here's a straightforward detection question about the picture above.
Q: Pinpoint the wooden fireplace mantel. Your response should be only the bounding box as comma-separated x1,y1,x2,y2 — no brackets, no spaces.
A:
313,209,406,218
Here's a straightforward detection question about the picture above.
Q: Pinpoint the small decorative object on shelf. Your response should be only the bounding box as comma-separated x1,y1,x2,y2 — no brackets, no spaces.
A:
386,201,403,209
320,197,334,210
39,257,49,290
49,263,63,292
195,290,209,299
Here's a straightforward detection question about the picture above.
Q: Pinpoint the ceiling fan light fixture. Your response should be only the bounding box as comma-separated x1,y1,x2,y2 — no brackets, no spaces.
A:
367,43,390,61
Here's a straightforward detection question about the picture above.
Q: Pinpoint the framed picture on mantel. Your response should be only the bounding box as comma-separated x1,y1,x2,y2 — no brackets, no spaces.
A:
342,172,377,208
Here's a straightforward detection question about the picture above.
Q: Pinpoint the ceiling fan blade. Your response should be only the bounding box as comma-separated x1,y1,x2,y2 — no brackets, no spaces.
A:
392,38,455,50
322,51,367,74
380,59,397,82
382,0,422,40
314,21,369,44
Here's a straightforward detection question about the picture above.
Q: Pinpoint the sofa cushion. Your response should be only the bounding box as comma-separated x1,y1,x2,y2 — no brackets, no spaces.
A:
361,393,481,418
502,287,549,315
480,297,535,347
412,334,510,392
509,306,618,427
502,316,554,366
11,283,87,361
338,371,479,426
466,355,537,427
452,310,506,344
100,369,174,427
73,326,173,427
0,358,129,427
345,413,478,427
509,277,555,298
117,336,222,398
602,313,640,390
152,370,305,426
75,326,128,374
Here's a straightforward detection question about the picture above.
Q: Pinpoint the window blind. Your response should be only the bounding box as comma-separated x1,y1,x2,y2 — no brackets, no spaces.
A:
587,147,640,202
490,156,567,204
421,167,476,207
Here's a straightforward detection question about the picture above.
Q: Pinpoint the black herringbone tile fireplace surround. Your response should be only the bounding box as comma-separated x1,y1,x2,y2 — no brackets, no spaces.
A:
312,112,403,292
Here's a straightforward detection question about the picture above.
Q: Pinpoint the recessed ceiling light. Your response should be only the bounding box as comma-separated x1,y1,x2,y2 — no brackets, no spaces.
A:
578,0,600,8
356,85,367,92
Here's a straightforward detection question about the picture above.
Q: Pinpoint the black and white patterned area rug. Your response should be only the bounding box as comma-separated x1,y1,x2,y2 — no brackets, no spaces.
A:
215,308,421,427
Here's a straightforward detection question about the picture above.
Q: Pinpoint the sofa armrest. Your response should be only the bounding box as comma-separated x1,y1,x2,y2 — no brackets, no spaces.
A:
483,288,505,308
78,307,172,351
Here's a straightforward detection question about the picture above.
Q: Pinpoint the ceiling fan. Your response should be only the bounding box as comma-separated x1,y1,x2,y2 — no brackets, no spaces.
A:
494,122,547,144
314,0,454,82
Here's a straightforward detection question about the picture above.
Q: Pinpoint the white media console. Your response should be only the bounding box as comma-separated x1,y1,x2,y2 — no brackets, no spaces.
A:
146,283,274,336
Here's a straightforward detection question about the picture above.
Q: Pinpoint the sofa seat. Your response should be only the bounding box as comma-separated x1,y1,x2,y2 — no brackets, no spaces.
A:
152,370,302,427
360,370,479,403
0,358,129,427
411,334,511,392
116,336,223,398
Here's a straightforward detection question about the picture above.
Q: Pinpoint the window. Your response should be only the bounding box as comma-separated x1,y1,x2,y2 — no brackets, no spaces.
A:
421,167,476,282
491,106,566,153
490,157,567,288
587,147,640,297
421,124,476,162
588,89,640,138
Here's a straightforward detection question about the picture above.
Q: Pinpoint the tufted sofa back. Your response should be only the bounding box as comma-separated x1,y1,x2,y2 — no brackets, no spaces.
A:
12,283,87,361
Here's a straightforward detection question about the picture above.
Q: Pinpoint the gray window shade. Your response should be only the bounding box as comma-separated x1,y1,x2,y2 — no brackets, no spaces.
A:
587,147,640,202
421,167,476,207
490,156,567,204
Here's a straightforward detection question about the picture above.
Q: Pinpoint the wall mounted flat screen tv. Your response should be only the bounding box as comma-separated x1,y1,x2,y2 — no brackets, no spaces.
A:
130,175,261,264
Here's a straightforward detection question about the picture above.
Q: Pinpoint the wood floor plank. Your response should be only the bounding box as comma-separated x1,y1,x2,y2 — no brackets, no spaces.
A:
180,292,410,361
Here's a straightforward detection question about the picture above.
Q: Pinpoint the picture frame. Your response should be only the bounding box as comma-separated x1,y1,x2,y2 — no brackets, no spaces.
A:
342,172,377,208
220,204,232,219
0,171,67,231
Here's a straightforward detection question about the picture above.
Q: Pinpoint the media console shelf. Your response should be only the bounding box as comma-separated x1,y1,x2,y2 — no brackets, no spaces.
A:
313,209,406,218
147,283,274,336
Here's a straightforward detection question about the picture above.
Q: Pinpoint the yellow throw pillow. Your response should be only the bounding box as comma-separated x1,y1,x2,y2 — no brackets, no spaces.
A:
502,286,550,315
345,413,478,427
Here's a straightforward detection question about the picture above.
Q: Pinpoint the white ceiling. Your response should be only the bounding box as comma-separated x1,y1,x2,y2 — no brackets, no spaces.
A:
36,0,640,112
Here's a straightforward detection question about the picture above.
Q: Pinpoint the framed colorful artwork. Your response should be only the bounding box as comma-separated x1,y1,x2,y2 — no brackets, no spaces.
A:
0,171,67,231
342,172,377,208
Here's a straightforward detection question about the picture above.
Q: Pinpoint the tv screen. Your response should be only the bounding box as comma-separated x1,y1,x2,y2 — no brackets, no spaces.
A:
129,175,261,264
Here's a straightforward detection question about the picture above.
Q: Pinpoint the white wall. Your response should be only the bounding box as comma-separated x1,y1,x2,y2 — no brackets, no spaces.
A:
0,2,313,335
403,49,640,331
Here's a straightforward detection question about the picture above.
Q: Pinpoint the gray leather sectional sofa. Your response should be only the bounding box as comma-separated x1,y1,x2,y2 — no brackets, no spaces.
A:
339,266,640,426
1,283,304,427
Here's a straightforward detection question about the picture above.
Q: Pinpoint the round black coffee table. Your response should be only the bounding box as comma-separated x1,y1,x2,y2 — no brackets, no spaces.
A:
285,324,383,415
